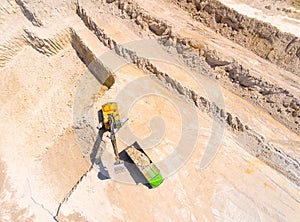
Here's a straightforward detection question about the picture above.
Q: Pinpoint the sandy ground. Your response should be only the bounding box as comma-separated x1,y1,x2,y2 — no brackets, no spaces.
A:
0,0,300,221
58,63,300,222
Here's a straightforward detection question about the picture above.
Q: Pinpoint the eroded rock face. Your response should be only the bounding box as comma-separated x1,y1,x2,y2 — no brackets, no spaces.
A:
173,0,300,75
149,22,168,36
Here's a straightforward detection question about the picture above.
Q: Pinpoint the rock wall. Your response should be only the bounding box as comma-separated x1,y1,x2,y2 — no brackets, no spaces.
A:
173,0,300,75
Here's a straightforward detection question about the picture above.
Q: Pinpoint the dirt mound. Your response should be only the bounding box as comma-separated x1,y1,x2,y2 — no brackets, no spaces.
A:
126,147,151,167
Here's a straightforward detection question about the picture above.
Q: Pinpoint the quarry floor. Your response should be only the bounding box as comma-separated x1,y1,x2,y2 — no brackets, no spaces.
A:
0,0,300,221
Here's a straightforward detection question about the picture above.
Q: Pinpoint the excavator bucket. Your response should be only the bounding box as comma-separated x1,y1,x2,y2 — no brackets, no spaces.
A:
102,102,121,130
114,160,125,174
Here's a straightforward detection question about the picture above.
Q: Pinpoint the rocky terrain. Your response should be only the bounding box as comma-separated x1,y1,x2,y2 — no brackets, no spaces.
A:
0,0,299,221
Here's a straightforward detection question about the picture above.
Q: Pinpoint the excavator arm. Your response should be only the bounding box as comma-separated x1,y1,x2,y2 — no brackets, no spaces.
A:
108,114,120,163
100,102,125,173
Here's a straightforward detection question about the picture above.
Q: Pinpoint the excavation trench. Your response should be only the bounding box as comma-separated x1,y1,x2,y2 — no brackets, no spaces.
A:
14,27,116,88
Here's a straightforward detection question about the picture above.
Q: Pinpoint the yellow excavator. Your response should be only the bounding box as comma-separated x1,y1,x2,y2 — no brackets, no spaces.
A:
97,102,164,187
97,102,127,173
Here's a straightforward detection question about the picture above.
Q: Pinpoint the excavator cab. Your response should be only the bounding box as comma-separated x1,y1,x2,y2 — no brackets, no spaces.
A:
101,102,121,131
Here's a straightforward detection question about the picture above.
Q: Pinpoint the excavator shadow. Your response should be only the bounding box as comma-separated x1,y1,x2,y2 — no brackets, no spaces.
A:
119,148,153,189
90,109,110,180
90,128,111,180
